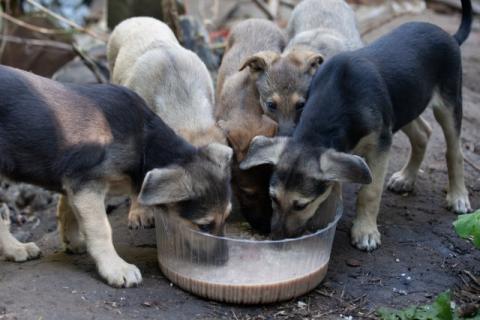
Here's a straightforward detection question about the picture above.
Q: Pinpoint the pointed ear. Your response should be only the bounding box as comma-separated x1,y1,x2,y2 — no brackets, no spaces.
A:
239,51,279,74
138,167,194,206
320,150,372,184
240,136,289,170
200,143,233,171
306,53,324,75
287,50,324,75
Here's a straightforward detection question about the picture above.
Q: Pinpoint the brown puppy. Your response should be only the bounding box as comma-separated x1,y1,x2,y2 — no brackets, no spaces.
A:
216,19,283,233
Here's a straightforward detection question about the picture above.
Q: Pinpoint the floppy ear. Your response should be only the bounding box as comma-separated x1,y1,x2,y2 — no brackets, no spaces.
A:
239,51,279,74
319,150,372,184
138,167,194,206
200,142,233,171
218,116,278,162
306,53,324,75
240,136,289,170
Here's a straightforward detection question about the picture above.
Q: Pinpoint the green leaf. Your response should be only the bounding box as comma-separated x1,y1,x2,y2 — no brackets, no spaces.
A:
453,210,480,249
378,291,456,320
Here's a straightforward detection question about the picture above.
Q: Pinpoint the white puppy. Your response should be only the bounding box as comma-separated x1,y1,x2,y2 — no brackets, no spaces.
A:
108,17,225,228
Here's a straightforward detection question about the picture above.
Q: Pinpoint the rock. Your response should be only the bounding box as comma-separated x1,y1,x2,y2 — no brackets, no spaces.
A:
346,258,362,267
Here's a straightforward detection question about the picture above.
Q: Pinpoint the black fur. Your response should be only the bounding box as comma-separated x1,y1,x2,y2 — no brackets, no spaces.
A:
0,65,194,194
295,4,472,150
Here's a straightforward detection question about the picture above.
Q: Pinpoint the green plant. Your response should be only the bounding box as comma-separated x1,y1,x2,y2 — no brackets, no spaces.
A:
378,291,480,320
453,209,480,249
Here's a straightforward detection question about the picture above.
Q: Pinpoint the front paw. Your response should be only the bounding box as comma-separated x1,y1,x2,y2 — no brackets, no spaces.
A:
128,208,155,229
98,257,142,288
351,220,381,251
447,191,472,214
4,242,41,262
387,171,415,193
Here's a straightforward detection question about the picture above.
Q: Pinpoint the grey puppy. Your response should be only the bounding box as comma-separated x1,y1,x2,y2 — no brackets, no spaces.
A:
286,0,363,57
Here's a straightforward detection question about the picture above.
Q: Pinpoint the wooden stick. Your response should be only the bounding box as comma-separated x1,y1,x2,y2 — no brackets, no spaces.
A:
0,34,72,50
72,43,107,84
0,11,69,35
25,0,107,42
464,156,480,173
252,0,275,20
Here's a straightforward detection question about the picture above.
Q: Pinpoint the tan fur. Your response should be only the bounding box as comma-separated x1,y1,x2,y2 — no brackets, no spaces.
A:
387,117,432,192
0,204,41,262
65,181,142,288
22,73,113,147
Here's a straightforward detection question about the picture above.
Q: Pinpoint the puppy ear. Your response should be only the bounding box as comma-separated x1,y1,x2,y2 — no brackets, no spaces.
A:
218,119,249,162
240,136,289,170
306,53,324,75
239,51,279,73
138,167,194,206
319,150,372,184
200,143,233,171
287,50,324,75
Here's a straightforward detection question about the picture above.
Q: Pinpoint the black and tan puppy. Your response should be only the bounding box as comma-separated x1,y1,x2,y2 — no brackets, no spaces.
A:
0,65,233,287
241,0,473,251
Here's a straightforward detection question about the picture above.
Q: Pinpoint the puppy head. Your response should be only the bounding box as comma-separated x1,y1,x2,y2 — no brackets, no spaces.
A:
218,115,278,233
138,143,233,264
241,138,371,239
240,50,324,136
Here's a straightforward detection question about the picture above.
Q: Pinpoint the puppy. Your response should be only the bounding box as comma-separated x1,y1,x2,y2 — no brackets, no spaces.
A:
241,0,472,250
286,0,363,58
108,17,225,228
0,65,233,287
215,19,283,233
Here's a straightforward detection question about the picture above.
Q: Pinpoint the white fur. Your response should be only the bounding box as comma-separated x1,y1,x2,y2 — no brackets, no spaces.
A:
0,204,41,262
286,0,363,56
108,17,217,141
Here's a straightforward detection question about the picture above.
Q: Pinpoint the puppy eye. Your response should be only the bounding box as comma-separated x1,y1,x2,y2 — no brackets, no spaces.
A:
296,101,305,111
198,222,215,233
266,101,277,111
293,201,309,211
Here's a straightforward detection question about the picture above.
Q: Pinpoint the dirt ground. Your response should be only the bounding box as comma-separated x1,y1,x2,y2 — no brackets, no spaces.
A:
0,9,479,320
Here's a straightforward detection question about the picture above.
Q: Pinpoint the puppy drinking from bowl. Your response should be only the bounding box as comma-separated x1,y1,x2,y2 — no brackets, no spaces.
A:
241,0,473,250
0,65,233,286
108,17,226,229
215,19,284,233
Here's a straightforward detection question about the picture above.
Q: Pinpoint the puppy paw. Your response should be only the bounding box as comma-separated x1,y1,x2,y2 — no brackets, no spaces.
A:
447,192,472,214
98,257,142,288
63,235,87,254
387,171,415,193
128,208,155,229
351,220,381,252
4,242,41,262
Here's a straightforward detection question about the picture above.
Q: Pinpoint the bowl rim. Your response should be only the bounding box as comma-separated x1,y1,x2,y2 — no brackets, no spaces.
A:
157,202,343,244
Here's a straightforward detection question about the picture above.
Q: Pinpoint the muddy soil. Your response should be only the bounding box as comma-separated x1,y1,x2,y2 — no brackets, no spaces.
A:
0,10,479,320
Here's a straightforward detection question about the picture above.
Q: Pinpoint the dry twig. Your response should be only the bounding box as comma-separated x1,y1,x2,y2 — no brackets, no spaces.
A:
72,43,107,83
252,0,275,20
24,0,106,42
0,34,72,50
0,10,69,34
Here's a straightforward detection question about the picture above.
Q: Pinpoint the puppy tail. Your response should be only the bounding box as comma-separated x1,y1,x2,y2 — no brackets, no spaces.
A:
453,0,472,45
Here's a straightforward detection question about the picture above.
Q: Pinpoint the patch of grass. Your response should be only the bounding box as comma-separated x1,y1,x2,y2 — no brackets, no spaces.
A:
453,209,480,249
378,291,480,320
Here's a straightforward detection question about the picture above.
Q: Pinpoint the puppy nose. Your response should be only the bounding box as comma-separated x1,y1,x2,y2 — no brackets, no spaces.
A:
277,124,295,136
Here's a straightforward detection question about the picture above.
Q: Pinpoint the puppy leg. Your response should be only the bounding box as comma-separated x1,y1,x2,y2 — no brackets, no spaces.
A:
57,195,86,254
0,204,41,262
66,182,142,287
351,149,390,251
127,197,155,229
387,116,432,193
433,100,471,213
